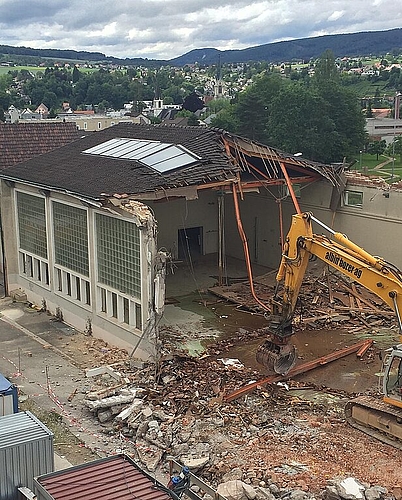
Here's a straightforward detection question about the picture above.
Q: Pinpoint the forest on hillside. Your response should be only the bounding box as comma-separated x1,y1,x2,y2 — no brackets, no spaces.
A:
1,28,402,66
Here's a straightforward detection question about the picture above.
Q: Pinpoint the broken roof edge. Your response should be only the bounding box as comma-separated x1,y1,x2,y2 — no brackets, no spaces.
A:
217,129,346,187
111,200,156,229
107,174,328,205
345,170,402,191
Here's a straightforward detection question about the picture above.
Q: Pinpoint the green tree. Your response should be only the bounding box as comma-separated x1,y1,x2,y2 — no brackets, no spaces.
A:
235,73,283,142
314,83,367,161
0,90,11,113
366,100,373,118
72,66,81,83
187,113,199,126
367,140,387,159
210,106,239,132
162,85,184,105
313,50,340,84
235,89,267,141
267,83,339,163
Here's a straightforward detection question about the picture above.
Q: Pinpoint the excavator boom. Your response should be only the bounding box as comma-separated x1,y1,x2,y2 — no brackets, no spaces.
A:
275,212,402,332
258,212,402,447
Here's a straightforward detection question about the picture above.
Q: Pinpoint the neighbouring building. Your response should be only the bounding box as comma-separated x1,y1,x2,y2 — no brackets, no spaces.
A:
35,103,49,118
0,122,82,276
33,454,176,500
0,411,54,500
0,122,81,170
366,117,402,143
68,114,150,131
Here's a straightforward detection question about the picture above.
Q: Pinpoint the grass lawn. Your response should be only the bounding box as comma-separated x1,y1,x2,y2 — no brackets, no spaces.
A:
0,65,45,75
351,153,402,182
0,65,98,76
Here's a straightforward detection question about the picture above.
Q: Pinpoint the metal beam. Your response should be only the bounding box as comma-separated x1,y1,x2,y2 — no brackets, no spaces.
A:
224,339,373,402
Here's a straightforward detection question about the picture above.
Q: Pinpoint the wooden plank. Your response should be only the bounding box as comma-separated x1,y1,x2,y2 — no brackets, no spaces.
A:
326,273,334,304
332,291,350,307
340,283,384,312
351,283,363,310
334,306,394,315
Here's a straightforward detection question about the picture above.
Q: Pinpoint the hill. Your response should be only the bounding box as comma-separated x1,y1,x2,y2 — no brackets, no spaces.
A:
1,28,402,67
168,28,402,65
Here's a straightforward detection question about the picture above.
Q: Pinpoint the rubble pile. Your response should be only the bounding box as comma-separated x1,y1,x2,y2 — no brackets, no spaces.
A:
81,341,401,496
209,269,398,334
65,267,401,496
291,273,397,332
216,475,392,500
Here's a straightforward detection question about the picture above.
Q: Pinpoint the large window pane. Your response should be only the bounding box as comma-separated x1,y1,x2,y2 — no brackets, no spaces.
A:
53,202,89,276
17,192,47,258
96,214,141,298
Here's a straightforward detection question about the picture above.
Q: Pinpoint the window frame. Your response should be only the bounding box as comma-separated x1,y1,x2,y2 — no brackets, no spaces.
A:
15,190,50,289
343,190,363,208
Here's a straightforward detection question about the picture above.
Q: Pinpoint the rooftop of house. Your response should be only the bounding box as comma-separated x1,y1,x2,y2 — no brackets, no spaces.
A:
0,122,81,170
35,454,175,500
0,122,340,201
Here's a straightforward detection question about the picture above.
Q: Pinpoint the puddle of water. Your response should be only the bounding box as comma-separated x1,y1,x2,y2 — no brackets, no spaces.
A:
160,297,223,355
161,290,399,394
221,327,397,394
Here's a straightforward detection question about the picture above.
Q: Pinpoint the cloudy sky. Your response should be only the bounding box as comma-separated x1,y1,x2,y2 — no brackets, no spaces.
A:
0,0,401,60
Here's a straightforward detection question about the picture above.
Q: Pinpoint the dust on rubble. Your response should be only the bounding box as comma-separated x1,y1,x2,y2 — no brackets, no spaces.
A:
30,325,402,496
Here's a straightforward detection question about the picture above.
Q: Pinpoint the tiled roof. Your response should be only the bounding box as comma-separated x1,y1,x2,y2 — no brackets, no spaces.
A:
0,122,81,170
35,454,175,500
0,123,238,199
0,122,341,201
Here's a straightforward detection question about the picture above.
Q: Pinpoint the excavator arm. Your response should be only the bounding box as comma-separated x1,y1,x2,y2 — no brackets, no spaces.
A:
258,212,402,448
258,212,402,374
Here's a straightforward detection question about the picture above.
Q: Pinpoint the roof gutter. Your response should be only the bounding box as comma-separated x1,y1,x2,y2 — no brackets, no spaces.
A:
0,174,104,208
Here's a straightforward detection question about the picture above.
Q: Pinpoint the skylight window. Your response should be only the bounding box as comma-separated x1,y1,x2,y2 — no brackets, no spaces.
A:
83,138,200,173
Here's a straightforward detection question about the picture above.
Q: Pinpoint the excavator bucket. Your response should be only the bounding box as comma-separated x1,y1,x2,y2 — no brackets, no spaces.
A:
256,340,297,375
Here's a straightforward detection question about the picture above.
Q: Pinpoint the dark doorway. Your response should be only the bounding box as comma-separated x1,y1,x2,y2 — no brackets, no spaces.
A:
178,226,203,261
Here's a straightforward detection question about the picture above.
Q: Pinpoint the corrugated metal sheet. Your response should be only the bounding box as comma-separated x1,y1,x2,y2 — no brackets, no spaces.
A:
0,410,53,448
35,454,176,500
0,411,54,500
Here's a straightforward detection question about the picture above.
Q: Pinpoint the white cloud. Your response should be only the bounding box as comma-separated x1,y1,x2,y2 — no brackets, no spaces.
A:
0,0,400,59
328,11,345,22
89,22,118,39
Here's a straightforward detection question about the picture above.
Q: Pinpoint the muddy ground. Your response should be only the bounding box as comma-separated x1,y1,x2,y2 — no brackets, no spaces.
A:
1,274,402,496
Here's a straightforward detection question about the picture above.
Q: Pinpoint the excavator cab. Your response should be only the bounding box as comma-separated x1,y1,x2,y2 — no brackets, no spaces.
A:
383,345,402,404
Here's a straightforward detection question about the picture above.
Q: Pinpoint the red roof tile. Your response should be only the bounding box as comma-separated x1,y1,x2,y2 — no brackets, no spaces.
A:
0,122,81,170
36,454,175,500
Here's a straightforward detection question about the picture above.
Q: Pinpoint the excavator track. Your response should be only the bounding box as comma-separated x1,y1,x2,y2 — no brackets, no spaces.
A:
345,395,402,450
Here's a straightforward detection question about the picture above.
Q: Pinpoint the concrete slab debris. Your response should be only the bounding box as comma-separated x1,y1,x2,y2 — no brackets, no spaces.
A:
85,365,122,380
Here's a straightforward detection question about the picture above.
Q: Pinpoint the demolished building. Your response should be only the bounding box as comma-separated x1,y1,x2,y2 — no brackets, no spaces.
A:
0,122,400,360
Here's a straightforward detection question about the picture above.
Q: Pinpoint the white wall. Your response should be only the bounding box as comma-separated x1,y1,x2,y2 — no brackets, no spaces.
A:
1,181,162,359
149,190,220,259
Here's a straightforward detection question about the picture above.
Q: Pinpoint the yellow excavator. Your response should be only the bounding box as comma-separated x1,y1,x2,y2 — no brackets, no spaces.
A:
257,212,402,448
